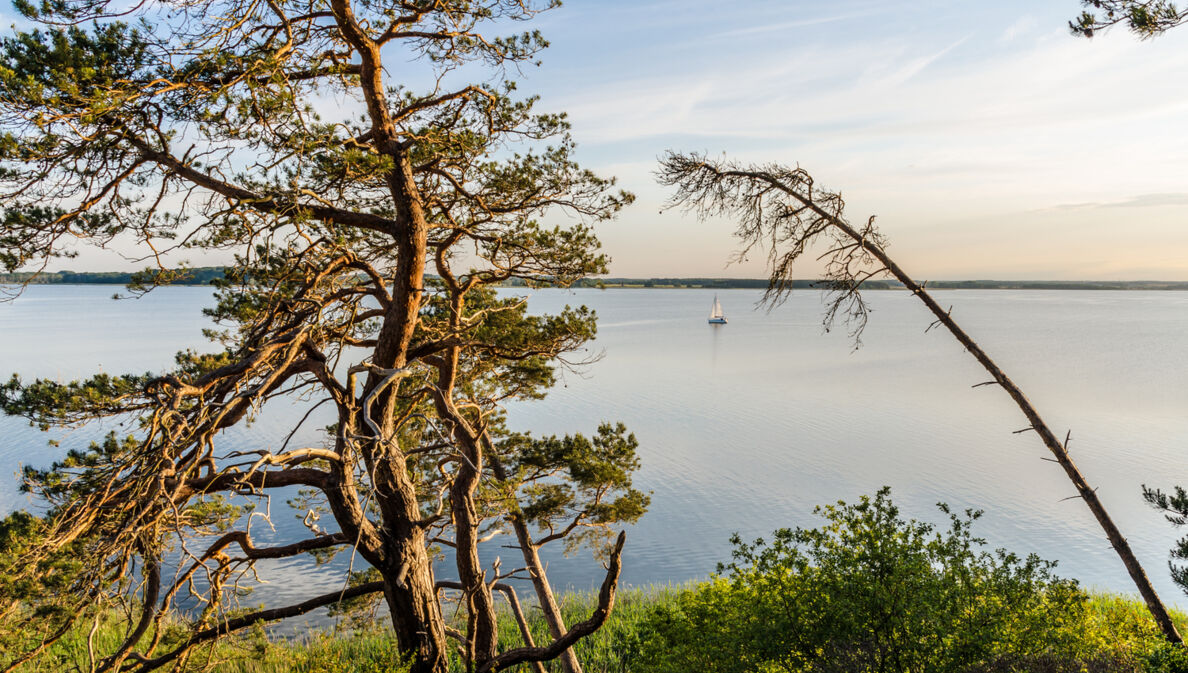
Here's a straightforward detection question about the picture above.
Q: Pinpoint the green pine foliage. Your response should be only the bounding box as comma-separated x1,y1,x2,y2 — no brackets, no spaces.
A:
1142,485,1188,595
1071,1,1188,37
0,0,642,667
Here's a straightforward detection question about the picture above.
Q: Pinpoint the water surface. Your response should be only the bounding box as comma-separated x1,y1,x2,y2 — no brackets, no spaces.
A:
2,285,1186,609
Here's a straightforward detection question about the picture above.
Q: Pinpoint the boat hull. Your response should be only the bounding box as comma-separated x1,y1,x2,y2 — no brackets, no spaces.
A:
708,318,727,324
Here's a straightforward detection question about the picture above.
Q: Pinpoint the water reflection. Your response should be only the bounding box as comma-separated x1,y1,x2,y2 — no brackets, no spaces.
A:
709,321,723,373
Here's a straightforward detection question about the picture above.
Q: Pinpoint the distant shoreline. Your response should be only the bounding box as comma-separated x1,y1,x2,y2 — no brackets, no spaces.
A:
551,278,1188,291
4,270,1188,291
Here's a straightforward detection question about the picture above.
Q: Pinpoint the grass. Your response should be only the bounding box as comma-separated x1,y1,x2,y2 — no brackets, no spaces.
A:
1,585,685,673
193,585,685,673
2,587,1184,673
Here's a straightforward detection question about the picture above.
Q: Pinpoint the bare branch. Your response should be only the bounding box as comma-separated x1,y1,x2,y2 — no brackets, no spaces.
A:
478,532,626,673
127,582,385,672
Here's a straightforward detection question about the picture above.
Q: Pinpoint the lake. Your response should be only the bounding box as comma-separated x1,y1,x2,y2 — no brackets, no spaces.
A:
2,285,1187,610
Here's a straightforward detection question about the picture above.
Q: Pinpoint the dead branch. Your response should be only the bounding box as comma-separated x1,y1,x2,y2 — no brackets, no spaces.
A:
126,581,386,672
477,532,626,673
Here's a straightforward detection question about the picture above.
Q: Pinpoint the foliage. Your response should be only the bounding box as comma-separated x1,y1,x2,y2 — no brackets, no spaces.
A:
3,581,1188,673
629,489,1165,673
0,586,680,673
0,0,640,671
1145,642,1188,673
1142,485,1188,595
1071,1,1188,37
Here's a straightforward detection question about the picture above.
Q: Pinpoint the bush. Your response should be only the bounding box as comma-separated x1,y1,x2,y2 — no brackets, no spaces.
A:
630,488,1150,673
1146,642,1188,673
6,491,1184,672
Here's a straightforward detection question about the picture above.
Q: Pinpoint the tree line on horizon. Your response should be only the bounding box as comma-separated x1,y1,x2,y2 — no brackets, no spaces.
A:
7,270,1188,291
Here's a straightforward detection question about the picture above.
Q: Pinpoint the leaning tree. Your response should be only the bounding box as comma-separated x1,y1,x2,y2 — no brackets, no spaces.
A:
657,152,1184,644
0,1,647,672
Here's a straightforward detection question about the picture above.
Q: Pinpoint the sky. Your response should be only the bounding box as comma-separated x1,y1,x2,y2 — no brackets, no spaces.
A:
8,0,1188,279
528,0,1188,280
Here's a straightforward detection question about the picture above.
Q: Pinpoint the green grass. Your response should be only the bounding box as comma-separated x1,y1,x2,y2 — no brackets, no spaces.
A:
194,585,685,673
0,585,684,673
3,587,1185,673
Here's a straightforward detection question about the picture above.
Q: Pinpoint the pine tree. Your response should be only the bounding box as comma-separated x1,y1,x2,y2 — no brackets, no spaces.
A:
0,2,643,671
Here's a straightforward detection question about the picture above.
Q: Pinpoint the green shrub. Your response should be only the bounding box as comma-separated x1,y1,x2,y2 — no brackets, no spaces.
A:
7,490,1187,672
630,488,1152,673
1146,641,1188,673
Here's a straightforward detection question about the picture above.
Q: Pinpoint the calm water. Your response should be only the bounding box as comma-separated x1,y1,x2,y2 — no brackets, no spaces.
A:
2,285,1187,610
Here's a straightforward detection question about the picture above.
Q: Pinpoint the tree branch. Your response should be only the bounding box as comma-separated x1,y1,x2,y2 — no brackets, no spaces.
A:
125,137,398,235
127,581,385,672
477,532,625,673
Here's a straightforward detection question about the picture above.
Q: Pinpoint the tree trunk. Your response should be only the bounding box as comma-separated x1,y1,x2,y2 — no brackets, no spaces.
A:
486,445,584,673
514,531,583,673
451,467,500,666
363,146,453,670
812,205,1185,644
674,160,1187,645
382,540,450,673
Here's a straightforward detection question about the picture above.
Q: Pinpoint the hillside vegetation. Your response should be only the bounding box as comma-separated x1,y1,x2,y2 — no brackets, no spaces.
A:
5,490,1187,673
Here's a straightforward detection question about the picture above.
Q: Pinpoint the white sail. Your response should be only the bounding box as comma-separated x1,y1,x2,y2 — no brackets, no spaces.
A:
708,295,727,323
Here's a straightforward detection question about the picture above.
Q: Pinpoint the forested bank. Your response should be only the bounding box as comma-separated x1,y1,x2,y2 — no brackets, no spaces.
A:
0,268,225,286
5,271,1188,291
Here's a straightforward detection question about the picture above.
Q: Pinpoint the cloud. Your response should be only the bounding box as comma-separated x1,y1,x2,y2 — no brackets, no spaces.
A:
1044,193,1188,211
545,3,1188,278
550,14,1188,223
709,9,891,40
1000,16,1039,42
867,35,970,89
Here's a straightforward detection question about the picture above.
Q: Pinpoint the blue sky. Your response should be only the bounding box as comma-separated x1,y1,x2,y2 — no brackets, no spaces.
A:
8,0,1188,279
526,0,1188,279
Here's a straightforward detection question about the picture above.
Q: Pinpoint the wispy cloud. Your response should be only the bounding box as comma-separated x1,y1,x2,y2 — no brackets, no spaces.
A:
710,9,891,40
866,35,970,89
1045,193,1188,211
535,1,1188,277
557,21,1188,185
1000,16,1039,42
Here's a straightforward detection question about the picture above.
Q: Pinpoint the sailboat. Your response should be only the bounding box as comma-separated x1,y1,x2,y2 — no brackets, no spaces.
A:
708,294,727,324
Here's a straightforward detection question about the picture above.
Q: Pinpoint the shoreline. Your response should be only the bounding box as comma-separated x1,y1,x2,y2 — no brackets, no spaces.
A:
6,278,1188,291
